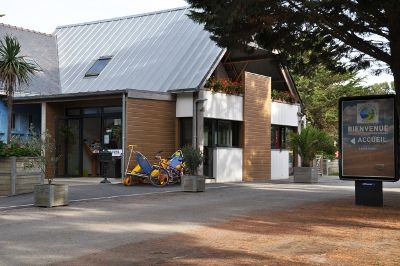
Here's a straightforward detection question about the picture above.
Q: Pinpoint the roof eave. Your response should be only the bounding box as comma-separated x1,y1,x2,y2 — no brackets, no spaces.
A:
279,65,304,111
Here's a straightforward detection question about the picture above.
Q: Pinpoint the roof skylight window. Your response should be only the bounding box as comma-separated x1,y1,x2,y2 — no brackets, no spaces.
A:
84,56,112,77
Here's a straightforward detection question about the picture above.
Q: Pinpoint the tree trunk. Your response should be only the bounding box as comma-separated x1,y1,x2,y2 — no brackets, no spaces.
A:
387,6,400,119
393,69,400,119
6,94,13,144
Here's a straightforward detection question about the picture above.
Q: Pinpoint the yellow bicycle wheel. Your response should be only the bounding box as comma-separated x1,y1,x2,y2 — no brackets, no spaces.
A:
123,176,133,186
149,168,169,187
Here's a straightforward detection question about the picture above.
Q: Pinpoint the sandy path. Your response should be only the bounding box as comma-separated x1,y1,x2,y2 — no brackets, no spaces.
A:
55,192,400,266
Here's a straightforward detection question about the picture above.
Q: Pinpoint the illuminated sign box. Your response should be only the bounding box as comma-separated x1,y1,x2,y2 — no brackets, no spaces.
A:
339,95,399,181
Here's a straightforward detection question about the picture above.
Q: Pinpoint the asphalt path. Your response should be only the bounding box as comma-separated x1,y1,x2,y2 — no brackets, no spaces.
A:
0,177,399,265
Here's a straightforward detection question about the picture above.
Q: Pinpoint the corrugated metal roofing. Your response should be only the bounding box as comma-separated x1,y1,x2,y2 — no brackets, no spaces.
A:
55,7,224,94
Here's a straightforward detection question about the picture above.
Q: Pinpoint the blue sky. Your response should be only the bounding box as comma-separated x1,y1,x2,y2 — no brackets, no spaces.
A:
1,0,393,85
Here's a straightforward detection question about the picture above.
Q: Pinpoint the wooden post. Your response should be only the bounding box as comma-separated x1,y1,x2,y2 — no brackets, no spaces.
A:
10,156,16,196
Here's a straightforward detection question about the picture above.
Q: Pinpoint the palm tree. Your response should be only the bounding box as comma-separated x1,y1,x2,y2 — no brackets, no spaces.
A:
0,35,40,143
289,127,336,167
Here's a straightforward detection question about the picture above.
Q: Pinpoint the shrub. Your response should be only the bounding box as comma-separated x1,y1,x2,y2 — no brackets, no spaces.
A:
24,131,59,184
181,145,204,175
0,137,40,157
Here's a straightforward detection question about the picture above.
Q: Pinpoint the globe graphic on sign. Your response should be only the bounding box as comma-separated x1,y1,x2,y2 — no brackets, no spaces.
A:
359,106,375,122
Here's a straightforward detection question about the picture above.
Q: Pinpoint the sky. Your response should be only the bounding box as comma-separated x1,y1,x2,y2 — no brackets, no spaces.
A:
1,0,394,85
1,0,187,33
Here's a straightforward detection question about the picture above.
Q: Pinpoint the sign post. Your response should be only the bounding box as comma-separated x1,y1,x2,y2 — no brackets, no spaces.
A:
339,95,398,207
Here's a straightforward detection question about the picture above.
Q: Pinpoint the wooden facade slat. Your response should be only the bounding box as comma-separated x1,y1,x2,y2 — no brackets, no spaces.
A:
243,72,271,181
126,98,176,168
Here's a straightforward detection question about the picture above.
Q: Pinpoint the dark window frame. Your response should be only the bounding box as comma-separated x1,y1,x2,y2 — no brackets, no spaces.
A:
271,125,296,150
204,118,242,148
11,113,15,129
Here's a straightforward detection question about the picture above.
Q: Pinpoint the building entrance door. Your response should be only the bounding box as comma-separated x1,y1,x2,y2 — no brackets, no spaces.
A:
56,118,82,176
66,119,82,176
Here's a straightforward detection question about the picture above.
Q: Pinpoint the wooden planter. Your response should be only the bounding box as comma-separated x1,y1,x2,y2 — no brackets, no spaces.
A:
0,157,41,196
293,167,319,183
181,176,205,192
34,184,69,207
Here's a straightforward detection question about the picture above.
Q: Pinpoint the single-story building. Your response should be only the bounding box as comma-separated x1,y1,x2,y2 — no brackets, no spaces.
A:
0,7,304,182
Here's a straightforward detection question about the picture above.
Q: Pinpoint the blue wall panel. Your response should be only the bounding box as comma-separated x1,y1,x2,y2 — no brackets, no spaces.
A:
0,100,41,143
0,100,7,143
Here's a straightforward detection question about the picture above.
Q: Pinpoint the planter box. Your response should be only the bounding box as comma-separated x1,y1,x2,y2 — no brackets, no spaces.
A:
0,157,41,196
293,167,319,183
182,176,205,192
34,184,69,207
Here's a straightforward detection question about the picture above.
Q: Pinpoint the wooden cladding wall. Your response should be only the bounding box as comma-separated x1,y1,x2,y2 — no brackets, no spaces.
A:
126,98,176,170
46,103,65,176
243,72,272,181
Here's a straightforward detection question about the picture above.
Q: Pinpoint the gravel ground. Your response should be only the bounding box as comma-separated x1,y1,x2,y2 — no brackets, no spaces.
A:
1,177,399,265
54,192,400,266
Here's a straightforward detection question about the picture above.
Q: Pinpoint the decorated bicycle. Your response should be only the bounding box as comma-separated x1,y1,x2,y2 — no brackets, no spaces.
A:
123,145,185,187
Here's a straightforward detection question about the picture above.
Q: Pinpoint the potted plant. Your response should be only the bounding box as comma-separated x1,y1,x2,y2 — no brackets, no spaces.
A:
181,145,205,192
289,127,335,183
25,131,69,207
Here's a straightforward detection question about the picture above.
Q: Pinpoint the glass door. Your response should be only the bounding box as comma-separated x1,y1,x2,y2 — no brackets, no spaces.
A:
102,117,122,178
66,119,81,176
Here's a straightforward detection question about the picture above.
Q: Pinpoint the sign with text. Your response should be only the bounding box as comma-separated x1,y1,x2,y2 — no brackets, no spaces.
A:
339,95,398,181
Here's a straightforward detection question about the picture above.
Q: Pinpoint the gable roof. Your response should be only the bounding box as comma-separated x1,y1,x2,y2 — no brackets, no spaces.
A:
0,24,60,96
55,7,224,94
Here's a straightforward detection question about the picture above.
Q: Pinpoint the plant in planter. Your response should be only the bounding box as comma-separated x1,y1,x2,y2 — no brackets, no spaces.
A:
205,77,244,95
0,137,42,196
271,90,294,103
181,145,205,192
289,127,335,183
25,131,69,207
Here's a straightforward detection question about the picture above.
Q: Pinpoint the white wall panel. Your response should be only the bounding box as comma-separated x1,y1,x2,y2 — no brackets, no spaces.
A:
213,148,243,182
203,90,243,121
271,150,289,179
176,92,193,117
271,101,300,126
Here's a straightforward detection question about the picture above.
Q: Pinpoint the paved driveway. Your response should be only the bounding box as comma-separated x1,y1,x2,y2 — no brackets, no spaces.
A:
0,178,183,210
0,176,399,265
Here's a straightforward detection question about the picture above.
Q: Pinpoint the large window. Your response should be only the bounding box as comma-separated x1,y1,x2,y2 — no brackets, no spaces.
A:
180,118,192,147
204,118,241,148
271,125,296,149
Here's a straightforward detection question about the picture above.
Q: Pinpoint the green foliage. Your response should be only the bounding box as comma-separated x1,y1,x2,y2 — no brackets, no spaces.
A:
0,137,39,157
271,90,294,103
181,145,204,175
0,141,5,157
293,65,392,139
289,127,336,167
187,1,395,75
368,81,395,95
205,77,244,95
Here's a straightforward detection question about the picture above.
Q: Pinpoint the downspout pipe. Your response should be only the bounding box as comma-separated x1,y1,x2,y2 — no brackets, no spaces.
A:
121,92,127,179
192,98,208,148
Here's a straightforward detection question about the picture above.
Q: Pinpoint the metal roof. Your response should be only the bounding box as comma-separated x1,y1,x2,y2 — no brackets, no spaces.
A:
55,7,224,94
0,24,60,96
